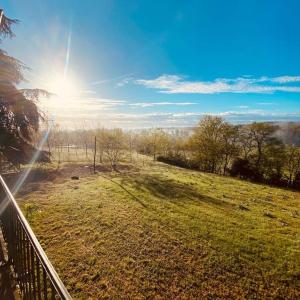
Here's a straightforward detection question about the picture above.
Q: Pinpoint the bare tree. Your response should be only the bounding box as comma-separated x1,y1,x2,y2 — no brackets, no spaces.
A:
248,122,278,167
220,123,239,175
102,128,126,170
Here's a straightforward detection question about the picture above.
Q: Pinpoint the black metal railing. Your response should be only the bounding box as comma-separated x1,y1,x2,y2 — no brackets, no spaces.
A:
0,175,72,299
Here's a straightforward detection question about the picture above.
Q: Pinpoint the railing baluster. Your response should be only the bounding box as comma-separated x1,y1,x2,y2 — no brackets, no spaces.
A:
15,220,21,289
31,244,37,300
27,237,33,299
20,228,25,296
7,204,13,260
24,233,29,298
18,222,25,295
51,284,56,300
36,258,41,300
43,268,47,300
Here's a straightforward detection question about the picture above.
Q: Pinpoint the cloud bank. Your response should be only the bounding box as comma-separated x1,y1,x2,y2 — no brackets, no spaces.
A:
41,97,300,129
135,74,300,94
129,102,195,108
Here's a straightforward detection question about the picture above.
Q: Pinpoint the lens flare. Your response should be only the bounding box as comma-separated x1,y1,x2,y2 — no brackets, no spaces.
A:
0,126,52,216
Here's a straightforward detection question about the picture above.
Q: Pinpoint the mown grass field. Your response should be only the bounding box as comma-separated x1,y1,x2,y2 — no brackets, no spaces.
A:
16,156,300,299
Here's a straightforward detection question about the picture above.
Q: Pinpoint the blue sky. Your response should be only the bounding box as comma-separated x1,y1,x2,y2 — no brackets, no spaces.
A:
2,0,300,127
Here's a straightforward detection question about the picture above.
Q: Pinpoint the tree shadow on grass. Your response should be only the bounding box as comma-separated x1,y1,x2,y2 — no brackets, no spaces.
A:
105,176,148,208
120,173,231,208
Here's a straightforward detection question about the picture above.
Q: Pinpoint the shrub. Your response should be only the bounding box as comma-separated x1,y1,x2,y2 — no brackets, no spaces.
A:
292,172,300,190
157,155,190,169
267,173,288,187
229,158,263,182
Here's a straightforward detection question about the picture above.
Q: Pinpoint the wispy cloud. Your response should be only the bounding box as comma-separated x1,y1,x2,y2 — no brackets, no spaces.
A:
235,105,249,109
271,76,300,83
129,101,195,108
40,97,126,122
135,74,300,94
257,102,277,106
81,90,97,94
117,77,134,87
92,73,134,86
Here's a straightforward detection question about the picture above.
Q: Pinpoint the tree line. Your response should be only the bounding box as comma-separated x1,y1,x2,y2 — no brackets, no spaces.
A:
32,117,300,190
157,116,300,189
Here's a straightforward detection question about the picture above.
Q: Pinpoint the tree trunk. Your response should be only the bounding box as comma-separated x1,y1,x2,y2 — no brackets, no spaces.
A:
98,150,103,163
289,173,292,186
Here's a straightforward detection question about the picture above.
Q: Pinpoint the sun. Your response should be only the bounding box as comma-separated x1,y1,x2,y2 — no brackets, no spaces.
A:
44,74,79,98
37,72,83,119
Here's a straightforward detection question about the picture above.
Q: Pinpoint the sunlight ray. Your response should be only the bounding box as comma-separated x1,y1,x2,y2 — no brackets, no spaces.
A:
63,17,73,79
0,125,52,217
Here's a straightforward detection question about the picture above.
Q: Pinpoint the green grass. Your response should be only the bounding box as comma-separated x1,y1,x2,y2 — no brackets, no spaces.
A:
17,157,300,299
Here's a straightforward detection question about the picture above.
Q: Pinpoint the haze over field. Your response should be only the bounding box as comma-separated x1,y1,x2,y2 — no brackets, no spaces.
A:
2,0,300,128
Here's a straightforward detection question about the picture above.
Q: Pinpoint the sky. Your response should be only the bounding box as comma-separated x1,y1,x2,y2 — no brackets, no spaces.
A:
2,0,300,128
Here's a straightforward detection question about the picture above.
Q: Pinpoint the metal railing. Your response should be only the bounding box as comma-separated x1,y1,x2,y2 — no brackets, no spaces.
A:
0,175,72,299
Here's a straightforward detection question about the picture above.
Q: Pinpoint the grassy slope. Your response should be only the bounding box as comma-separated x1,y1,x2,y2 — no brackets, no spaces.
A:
17,159,300,299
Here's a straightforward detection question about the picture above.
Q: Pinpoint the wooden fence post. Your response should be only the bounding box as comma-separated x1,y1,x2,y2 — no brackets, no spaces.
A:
93,136,97,174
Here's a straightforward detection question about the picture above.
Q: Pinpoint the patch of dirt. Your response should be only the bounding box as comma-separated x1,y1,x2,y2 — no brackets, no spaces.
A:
2,163,139,196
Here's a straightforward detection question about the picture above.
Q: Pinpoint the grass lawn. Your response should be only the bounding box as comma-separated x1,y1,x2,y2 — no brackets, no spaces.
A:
16,157,300,299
